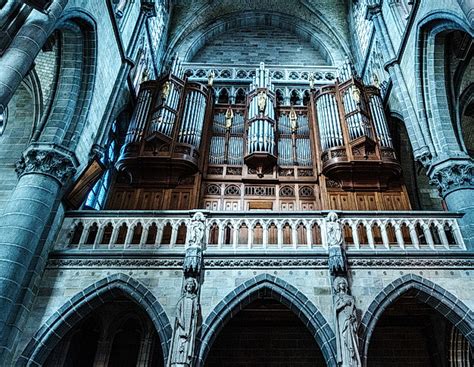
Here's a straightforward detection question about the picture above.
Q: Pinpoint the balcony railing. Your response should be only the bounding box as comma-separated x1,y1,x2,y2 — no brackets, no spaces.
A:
182,62,338,85
54,211,466,253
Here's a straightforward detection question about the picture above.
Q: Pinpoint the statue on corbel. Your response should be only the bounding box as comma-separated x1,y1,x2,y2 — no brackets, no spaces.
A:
333,277,361,367
326,212,347,276
325,212,361,367
168,212,206,367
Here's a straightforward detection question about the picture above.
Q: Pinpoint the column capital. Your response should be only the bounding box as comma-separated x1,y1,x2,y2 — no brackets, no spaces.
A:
429,159,474,198
15,145,77,185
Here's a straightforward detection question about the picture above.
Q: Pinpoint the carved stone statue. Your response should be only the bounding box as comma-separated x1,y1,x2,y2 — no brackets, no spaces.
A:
351,86,361,104
333,277,361,367
289,108,298,132
169,278,200,367
183,212,206,276
326,212,346,275
372,73,380,88
207,70,215,87
161,81,171,100
257,91,267,114
309,72,315,90
188,212,206,247
225,107,234,129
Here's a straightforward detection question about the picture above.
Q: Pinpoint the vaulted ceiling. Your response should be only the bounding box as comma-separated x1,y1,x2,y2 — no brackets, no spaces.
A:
165,0,351,66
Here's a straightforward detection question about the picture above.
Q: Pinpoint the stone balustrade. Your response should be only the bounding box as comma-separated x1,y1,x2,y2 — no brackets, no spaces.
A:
182,62,338,85
55,210,466,253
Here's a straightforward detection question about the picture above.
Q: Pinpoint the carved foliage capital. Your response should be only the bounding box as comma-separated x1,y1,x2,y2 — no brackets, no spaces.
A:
430,162,474,197
15,148,76,184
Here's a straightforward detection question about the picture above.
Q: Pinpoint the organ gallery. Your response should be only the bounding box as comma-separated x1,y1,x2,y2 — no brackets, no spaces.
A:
111,60,410,212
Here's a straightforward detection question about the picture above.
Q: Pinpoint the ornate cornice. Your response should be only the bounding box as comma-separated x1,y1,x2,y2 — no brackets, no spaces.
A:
15,147,76,184
46,257,474,268
429,162,474,197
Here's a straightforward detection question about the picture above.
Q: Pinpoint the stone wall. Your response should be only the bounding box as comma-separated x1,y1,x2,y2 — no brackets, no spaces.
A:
14,261,474,363
191,25,329,66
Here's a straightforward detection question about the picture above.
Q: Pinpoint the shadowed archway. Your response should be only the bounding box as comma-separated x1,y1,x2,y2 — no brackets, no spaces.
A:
18,273,172,366
359,274,474,367
196,273,337,367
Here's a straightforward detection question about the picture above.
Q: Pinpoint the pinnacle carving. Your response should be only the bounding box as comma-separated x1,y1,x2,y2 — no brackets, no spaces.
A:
15,148,76,184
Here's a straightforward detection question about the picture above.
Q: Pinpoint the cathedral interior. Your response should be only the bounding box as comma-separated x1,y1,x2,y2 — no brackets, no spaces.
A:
0,0,473,366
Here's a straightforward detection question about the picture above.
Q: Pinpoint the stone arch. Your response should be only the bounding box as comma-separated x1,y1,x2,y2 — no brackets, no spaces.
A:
166,11,349,66
34,9,97,150
458,82,474,158
359,274,474,366
415,12,474,156
388,113,443,210
196,273,337,367
18,273,172,366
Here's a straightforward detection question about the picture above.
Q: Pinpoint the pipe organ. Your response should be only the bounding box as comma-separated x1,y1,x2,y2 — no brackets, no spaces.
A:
109,60,411,211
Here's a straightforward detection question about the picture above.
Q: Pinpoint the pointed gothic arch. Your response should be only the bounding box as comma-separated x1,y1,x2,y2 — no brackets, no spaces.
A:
165,10,349,66
196,273,337,367
18,273,172,367
359,274,474,366
415,12,474,156
32,8,97,150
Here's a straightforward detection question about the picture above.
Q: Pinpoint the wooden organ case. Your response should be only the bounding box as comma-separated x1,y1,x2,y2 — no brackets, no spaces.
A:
108,61,411,211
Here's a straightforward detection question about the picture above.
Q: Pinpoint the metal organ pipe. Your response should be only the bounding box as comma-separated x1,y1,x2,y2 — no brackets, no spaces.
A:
369,95,392,148
316,95,327,150
126,89,152,144
329,94,343,147
194,94,206,147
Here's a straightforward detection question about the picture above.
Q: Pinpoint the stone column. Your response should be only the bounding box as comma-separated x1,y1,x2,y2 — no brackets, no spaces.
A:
429,160,474,248
0,145,76,363
366,3,431,161
0,0,68,107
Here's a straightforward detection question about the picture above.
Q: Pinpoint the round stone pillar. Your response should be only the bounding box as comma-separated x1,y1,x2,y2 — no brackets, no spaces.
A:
0,146,75,364
430,160,474,249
